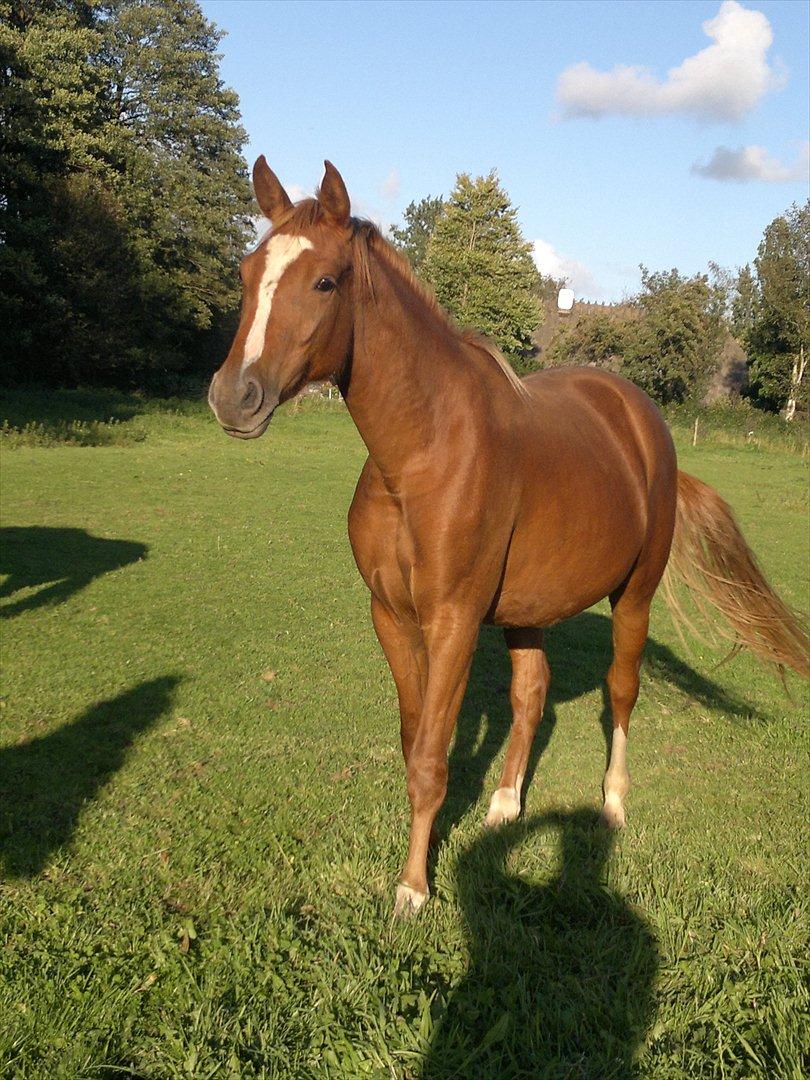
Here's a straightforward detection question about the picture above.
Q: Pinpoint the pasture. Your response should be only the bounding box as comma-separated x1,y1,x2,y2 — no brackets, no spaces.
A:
1,392,807,1078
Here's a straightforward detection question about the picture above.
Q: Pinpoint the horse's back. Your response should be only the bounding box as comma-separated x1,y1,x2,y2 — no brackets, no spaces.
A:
521,367,673,465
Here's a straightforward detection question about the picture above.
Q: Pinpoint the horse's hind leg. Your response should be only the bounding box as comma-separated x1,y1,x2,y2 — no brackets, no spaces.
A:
485,627,550,827
600,592,651,829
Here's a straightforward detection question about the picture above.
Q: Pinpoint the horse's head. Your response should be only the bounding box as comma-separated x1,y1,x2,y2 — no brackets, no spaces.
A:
208,157,355,438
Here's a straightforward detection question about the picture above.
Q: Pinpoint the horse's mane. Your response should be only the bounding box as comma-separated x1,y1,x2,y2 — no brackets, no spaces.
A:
271,198,531,402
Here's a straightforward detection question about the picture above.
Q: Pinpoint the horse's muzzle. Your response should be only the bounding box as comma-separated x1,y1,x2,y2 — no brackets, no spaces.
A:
208,369,278,438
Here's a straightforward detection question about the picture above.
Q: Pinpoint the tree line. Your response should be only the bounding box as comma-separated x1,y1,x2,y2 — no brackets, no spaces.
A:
393,177,808,418
2,1,805,415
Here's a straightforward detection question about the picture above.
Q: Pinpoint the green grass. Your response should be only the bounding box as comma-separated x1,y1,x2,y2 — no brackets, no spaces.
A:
662,399,810,457
1,392,808,1078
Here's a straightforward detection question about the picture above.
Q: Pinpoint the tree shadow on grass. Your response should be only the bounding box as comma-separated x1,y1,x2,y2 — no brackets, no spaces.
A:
441,610,760,834
0,676,180,878
423,810,657,1078
0,526,147,618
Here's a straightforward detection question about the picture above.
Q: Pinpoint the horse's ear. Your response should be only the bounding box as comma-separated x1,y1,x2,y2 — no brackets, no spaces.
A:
318,160,351,227
253,155,293,222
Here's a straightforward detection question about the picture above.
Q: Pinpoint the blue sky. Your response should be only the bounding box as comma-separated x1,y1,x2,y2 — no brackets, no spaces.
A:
200,0,809,301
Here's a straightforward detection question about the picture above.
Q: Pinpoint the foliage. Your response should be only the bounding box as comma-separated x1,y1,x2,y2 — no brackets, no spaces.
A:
0,0,252,390
743,201,809,415
389,194,443,272
622,267,725,404
546,269,725,405
0,402,807,1076
545,309,633,372
422,171,542,366
543,207,808,416
730,263,758,341
533,267,565,307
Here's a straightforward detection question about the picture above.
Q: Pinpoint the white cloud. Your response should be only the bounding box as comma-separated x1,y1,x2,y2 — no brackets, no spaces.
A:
532,239,601,299
556,1,780,122
380,169,401,200
692,142,810,182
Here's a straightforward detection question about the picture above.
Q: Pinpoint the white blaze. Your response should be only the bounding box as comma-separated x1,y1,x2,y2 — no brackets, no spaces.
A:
242,235,314,370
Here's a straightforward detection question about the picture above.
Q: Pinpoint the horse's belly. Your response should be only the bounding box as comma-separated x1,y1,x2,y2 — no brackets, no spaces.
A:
488,496,645,627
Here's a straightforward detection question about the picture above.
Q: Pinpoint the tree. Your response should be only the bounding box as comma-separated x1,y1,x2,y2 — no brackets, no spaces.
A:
621,268,725,404
730,263,758,341
390,195,443,272
422,171,542,367
100,0,253,339
0,0,112,375
545,310,633,372
744,201,809,419
0,0,252,389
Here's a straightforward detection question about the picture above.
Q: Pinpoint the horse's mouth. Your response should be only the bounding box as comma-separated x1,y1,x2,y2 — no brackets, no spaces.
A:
223,411,274,440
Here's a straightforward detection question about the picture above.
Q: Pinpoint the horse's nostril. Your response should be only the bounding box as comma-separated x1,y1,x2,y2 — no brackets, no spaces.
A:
241,377,263,416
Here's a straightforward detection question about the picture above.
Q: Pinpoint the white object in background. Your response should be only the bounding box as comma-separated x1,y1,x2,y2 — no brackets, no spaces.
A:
557,288,575,314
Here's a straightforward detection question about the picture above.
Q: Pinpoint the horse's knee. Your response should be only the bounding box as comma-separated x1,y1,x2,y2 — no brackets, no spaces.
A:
406,754,447,814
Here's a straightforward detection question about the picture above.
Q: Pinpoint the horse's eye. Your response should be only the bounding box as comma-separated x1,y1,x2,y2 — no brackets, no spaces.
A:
315,277,336,293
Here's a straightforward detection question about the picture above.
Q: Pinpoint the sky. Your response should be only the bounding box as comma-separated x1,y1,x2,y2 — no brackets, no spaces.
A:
200,0,809,301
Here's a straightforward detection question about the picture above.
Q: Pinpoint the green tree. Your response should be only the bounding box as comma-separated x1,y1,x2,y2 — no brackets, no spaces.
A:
422,171,542,367
731,263,758,340
0,0,252,389
621,268,725,404
390,195,443,272
545,310,633,371
744,201,809,418
100,0,253,343
0,0,112,374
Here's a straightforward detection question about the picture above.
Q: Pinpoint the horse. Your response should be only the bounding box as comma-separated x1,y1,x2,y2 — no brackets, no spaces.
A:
208,158,809,917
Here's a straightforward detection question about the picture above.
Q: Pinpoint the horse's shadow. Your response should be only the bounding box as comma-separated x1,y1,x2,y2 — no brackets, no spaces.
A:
0,526,147,618
423,810,657,1078
421,613,754,1077
442,611,755,831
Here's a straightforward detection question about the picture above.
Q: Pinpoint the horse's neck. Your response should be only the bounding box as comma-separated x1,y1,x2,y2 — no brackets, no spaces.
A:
342,249,476,480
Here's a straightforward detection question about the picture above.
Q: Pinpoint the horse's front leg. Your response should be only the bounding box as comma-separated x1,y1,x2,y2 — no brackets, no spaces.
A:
394,611,479,918
371,597,427,767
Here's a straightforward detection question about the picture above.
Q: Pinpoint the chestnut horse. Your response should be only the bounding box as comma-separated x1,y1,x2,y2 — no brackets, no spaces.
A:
209,159,808,917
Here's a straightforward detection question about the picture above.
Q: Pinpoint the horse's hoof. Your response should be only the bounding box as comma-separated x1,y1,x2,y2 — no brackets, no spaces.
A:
599,797,626,830
484,786,521,827
393,883,429,919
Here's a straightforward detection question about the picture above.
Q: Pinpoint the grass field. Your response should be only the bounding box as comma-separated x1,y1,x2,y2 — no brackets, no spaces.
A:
1,391,808,1078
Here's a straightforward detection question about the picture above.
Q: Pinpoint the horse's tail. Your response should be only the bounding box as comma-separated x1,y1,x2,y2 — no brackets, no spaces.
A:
662,470,809,679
